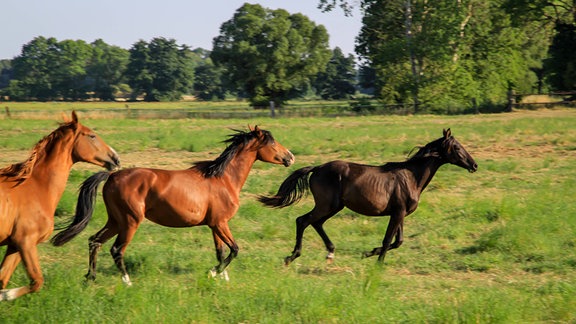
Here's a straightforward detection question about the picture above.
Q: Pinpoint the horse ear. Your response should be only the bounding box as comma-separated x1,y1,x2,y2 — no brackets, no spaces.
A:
443,128,451,138
71,110,79,124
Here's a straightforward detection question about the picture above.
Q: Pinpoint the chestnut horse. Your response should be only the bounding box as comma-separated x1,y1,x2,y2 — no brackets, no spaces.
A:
52,126,294,284
259,129,477,265
0,111,120,301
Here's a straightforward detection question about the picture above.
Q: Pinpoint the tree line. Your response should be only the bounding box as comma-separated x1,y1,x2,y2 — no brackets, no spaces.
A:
1,1,575,113
0,4,357,107
329,0,576,112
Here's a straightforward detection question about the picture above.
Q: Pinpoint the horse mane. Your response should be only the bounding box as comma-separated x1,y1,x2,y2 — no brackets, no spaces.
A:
0,121,75,184
194,128,274,178
380,136,448,171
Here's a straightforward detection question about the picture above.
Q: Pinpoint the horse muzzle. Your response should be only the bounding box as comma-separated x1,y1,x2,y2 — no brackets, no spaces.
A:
282,152,295,167
104,153,121,171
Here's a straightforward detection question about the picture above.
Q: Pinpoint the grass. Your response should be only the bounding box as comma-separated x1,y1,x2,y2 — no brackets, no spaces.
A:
1,108,575,323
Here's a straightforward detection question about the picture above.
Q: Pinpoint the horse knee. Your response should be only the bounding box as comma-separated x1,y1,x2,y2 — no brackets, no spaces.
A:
230,244,239,258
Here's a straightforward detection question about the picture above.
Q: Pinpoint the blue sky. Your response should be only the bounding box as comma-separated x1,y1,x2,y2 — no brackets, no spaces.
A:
1,0,362,60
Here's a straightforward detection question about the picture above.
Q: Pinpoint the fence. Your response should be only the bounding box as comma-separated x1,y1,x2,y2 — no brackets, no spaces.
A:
0,102,417,120
507,91,576,111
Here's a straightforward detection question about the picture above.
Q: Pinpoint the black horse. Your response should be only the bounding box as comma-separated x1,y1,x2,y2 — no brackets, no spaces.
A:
259,129,478,265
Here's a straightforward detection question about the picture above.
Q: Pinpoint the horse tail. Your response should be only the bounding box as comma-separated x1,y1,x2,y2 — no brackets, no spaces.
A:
51,171,111,246
258,166,315,208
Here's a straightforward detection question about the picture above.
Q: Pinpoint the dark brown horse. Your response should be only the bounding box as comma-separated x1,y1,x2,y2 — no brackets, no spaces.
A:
0,111,120,301
259,129,477,265
52,126,294,284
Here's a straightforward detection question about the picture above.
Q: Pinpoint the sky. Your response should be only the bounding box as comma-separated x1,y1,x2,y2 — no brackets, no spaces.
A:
1,0,362,60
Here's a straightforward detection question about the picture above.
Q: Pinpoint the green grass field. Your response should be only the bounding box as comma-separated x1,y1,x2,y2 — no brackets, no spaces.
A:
1,108,575,323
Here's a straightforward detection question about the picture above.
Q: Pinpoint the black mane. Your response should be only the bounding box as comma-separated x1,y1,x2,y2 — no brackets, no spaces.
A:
380,136,448,171
194,128,274,178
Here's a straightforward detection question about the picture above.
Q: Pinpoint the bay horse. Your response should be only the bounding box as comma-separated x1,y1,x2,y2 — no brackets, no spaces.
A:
51,126,294,284
259,129,477,265
0,111,120,301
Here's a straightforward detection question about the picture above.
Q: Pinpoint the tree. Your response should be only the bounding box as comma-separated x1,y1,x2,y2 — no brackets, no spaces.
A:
545,23,576,91
10,36,59,100
87,39,129,101
51,39,93,100
313,47,357,99
8,37,97,101
126,38,195,101
211,3,331,107
194,59,226,101
0,60,12,94
502,0,576,92
356,0,550,112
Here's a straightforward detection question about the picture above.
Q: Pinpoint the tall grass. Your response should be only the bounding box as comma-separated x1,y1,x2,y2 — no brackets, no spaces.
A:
1,109,575,323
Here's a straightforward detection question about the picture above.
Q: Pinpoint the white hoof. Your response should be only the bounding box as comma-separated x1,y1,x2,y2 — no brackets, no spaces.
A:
209,268,230,282
326,252,335,263
0,288,19,301
121,274,132,286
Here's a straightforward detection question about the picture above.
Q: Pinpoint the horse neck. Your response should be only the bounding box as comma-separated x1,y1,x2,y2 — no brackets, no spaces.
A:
409,156,446,193
222,148,258,193
30,134,76,207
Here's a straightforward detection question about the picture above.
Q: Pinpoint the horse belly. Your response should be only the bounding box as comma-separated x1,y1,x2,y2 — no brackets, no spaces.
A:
343,190,391,216
145,205,207,227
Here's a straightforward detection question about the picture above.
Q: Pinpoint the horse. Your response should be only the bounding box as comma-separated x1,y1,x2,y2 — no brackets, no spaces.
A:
51,126,294,284
259,129,477,266
0,111,120,301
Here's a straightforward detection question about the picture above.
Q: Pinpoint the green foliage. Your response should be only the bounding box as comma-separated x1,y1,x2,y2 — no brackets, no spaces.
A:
193,59,226,101
6,37,131,101
545,23,576,91
87,39,130,101
126,38,196,101
357,0,554,112
211,3,332,107
313,47,357,99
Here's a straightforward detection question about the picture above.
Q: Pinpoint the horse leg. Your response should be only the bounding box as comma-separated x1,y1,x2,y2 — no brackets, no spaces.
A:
209,233,230,281
86,225,118,281
377,213,405,262
363,219,404,258
209,223,238,281
0,243,43,301
285,213,312,265
363,213,405,261
311,210,342,263
0,245,21,289
110,226,138,286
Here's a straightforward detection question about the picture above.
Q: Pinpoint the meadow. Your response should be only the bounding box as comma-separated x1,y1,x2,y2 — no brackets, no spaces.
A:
0,108,575,323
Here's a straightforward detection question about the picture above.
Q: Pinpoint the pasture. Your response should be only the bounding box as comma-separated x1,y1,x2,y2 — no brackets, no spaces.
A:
1,109,575,323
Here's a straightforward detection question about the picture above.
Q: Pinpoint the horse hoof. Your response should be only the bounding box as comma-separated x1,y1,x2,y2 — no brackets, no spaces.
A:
121,274,133,286
209,268,229,281
326,252,335,264
284,257,292,266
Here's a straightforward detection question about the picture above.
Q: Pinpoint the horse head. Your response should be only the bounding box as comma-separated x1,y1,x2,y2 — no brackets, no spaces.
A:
440,128,477,173
251,126,295,167
70,111,120,170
